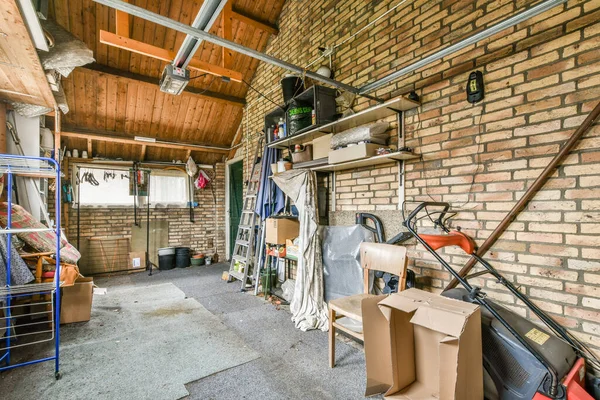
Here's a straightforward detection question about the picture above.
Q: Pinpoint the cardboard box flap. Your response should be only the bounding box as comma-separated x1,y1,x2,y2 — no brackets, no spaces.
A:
410,306,468,338
362,295,394,397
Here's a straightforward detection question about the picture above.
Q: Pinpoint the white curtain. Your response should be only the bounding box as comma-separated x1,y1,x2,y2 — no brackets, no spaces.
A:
273,169,328,332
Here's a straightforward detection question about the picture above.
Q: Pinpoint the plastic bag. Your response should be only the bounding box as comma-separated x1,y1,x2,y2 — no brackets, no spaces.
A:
287,98,313,136
194,170,211,189
186,156,198,177
330,122,390,148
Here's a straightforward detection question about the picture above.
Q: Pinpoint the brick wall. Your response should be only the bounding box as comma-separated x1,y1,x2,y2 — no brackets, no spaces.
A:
240,0,600,354
55,163,226,270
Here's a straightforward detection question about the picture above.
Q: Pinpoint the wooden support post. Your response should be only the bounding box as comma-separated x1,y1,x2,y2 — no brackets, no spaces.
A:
54,108,61,162
446,100,600,291
87,138,92,157
185,149,192,160
0,103,6,154
221,2,233,69
115,0,130,37
140,144,146,161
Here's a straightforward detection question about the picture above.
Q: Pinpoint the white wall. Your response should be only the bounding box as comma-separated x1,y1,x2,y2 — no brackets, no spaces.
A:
6,111,43,221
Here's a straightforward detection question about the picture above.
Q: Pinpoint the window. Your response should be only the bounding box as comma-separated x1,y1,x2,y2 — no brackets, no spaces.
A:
75,166,189,207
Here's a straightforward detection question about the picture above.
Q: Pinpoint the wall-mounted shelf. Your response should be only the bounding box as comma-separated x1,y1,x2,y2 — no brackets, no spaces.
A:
268,96,419,149
310,151,418,172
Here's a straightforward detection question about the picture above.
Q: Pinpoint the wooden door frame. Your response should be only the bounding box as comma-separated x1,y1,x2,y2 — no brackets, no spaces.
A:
225,156,244,260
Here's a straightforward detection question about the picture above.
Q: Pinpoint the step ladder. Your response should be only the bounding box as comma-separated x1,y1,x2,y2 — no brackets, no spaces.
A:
228,138,263,290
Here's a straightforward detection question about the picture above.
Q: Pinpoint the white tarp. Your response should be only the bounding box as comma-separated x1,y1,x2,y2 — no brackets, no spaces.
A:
272,169,328,331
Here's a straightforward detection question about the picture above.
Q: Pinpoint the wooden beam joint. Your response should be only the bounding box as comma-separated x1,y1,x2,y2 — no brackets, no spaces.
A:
231,7,278,35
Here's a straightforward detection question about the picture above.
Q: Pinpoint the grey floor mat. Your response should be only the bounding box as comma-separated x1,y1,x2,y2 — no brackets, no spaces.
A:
1,282,259,400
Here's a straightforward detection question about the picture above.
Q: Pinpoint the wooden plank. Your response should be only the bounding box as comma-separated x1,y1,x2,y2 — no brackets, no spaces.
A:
87,139,93,156
99,30,243,82
228,122,243,160
221,2,233,69
0,103,6,153
81,64,245,107
115,8,130,37
231,7,278,35
140,144,146,161
61,128,230,154
0,0,56,108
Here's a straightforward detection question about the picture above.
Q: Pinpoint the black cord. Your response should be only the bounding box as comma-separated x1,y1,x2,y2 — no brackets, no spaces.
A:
242,78,284,110
189,73,208,80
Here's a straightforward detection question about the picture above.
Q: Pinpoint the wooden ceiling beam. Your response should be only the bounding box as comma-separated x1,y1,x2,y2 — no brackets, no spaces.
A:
61,127,230,154
99,30,243,82
231,7,279,35
81,63,245,107
221,2,233,69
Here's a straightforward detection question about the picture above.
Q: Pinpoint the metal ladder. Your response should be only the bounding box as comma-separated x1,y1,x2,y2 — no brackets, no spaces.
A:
228,138,263,290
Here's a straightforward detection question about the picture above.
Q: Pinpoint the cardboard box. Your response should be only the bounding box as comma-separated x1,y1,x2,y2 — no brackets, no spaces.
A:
362,288,483,400
60,277,93,324
265,218,299,244
328,143,380,164
312,134,332,160
129,251,146,270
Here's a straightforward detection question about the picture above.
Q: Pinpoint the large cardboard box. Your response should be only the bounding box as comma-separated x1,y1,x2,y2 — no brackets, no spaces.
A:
328,143,380,164
312,134,332,160
60,277,93,324
362,288,483,400
265,218,299,244
129,251,146,270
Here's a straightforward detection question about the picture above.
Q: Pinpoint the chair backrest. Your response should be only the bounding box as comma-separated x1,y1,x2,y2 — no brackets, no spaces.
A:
360,242,409,293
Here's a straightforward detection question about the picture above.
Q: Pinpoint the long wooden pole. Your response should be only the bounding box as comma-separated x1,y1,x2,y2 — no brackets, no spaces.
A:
446,100,600,290
0,103,6,153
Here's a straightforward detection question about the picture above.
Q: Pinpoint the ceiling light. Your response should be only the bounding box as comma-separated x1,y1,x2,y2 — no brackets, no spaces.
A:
159,64,190,95
134,136,156,143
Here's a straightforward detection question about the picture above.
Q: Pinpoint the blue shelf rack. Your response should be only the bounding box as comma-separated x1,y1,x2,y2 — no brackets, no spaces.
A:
0,154,62,379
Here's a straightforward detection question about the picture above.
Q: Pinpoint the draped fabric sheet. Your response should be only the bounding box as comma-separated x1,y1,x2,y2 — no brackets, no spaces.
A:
272,170,328,331
255,147,285,221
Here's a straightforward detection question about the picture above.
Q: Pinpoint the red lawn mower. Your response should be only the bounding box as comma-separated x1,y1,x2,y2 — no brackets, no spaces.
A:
403,202,600,400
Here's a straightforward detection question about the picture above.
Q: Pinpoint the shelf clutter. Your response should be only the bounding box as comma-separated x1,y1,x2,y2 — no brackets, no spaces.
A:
263,86,420,173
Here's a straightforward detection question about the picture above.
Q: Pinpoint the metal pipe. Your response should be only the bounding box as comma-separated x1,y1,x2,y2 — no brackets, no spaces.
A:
173,0,227,68
446,99,600,290
359,0,567,94
93,0,362,95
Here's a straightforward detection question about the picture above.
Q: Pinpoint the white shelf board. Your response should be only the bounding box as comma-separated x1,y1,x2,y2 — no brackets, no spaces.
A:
311,151,418,172
267,96,419,149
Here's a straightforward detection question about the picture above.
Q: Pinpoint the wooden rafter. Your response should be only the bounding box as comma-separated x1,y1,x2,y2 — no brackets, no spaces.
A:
82,63,245,107
61,128,230,154
232,7,278,35
221,2,233,69
228,123,243,160
99,30,243,82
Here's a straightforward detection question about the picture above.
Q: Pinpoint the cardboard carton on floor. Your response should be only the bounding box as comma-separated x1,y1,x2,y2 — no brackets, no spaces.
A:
129,251,146,269
362,288,483,400
60,276,93,324
265,217,299,245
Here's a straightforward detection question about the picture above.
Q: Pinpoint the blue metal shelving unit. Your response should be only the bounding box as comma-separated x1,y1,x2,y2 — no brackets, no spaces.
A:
0,154,62,379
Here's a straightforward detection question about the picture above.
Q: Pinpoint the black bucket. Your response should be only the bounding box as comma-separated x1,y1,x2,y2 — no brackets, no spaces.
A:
158,254,175,270
175,247,191,268
281,75,304,104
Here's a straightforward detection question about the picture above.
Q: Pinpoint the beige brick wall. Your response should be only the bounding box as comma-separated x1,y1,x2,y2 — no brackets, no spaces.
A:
53,163,226,268
239,0,600,353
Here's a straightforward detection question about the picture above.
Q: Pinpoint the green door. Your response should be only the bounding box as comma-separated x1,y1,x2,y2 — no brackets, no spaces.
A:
229,161,244,257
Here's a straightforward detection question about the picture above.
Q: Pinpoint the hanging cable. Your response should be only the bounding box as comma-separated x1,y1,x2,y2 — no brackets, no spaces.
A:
241,78,285,110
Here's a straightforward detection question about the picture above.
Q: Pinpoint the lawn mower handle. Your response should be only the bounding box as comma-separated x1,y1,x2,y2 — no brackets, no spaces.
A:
404,201,451,229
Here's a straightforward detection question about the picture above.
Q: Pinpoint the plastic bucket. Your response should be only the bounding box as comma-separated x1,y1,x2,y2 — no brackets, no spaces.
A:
158,254,175,270
281,75,304,103
175,247,190,268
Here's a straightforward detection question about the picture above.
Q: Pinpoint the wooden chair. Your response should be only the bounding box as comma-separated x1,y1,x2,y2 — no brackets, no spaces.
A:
328,242,408,368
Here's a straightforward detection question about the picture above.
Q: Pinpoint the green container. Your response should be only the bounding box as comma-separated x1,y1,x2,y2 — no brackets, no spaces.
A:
190,257,205,266
261,269,278,291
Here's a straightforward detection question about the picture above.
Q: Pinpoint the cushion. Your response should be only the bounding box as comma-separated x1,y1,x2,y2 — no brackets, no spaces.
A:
0,202,80,264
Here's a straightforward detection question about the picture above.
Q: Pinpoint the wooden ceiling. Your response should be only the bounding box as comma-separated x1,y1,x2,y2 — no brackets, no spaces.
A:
49,0,285,163
0,0,56,109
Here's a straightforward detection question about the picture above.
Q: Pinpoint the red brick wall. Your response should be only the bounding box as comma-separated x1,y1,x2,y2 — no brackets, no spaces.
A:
240,0,600,354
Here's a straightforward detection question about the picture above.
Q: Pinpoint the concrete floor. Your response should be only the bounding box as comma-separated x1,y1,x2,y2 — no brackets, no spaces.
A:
92,263,370,400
